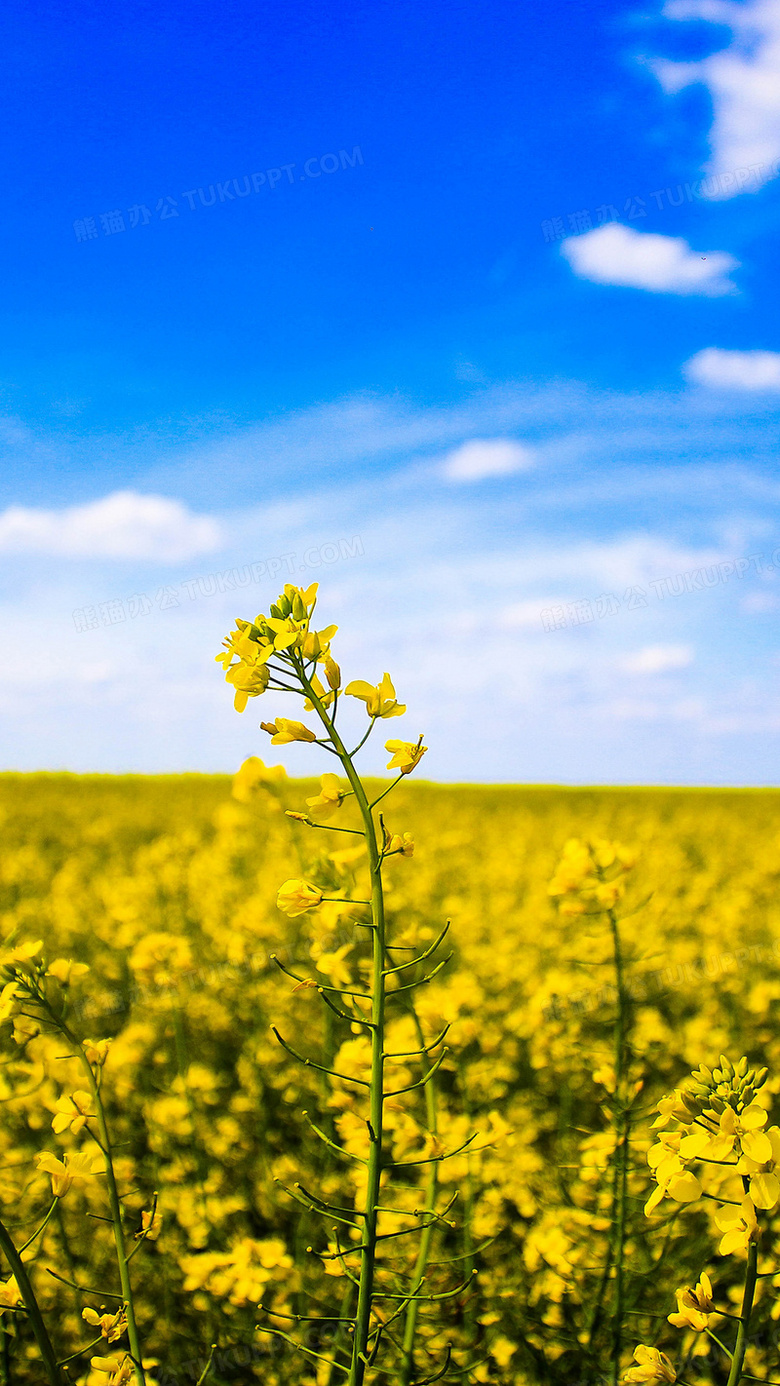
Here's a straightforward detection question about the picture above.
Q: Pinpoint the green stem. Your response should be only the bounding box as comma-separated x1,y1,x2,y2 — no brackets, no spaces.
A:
455,1057,477,1352
327,1280,357,1386
399,1007,439,1386
76,1054,146,1386
0,1214,63,1386
298,667,387,1386
609,907,629,1386
18,1200,58,1256
0,1319,9,1386
726,1240,759,1386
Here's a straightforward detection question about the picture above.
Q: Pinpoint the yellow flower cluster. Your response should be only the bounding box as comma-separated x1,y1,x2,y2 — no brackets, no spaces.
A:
0,767,778,1383
548,836,637,915
216,583,337,712
646,1055,775,1233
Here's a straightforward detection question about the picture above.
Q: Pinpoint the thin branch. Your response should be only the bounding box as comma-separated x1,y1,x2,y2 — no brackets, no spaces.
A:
271,1027,370,1087
382,924,451,977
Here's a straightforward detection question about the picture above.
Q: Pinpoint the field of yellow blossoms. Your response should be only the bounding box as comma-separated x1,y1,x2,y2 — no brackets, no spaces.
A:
1,768,780,1385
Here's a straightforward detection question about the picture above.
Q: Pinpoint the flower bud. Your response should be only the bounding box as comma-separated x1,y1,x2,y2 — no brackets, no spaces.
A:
324,656,341,691
737,1055,749,1078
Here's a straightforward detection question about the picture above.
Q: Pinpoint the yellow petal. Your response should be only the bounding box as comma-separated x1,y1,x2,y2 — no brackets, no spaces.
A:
679,1128,710,1159
344,681,374,699
741,1104,769,1130
705,1135,736,1161
750,1172,780,1210
668,1172,702,1203
742,1130,773,1163
644,1184,665,1215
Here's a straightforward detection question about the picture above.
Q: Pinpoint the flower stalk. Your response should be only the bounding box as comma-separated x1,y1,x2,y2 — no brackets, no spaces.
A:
217,584,465,1385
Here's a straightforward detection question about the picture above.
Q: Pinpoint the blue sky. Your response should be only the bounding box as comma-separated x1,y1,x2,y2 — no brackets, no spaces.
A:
1,0,779,782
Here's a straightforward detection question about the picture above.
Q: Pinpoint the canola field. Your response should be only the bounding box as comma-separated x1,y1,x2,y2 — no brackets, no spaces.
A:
1,771,780,1385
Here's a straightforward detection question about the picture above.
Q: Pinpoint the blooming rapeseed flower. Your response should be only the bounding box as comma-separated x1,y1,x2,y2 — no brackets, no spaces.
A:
385,738,427,774
345,673,406,719
51,1089,93,1135
306,774,346,820
624,1345,677,1382
0,1277,22,1314
90,1354,134,1385
83,1305,128,1341
37,1150,104,1197
738,1125,780,1208
715,1196,759,1256
668,1271,715,1331
276,880,324,917
644,1145,702,1215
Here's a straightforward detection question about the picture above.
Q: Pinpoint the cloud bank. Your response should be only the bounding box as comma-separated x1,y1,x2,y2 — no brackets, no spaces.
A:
685,347,780,390
560,224,738,294
0,492,223,562
652,0,780,196
440,438,535,481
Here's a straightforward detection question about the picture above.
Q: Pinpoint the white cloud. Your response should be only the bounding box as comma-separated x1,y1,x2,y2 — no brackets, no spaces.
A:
652,0,780,196
440,438,535,481
622,644,694,673
685,347,780,390
0,491,223,562
561,224,738,294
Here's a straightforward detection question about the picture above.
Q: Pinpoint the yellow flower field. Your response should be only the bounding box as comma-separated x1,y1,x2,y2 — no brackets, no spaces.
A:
1,768,780,1384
